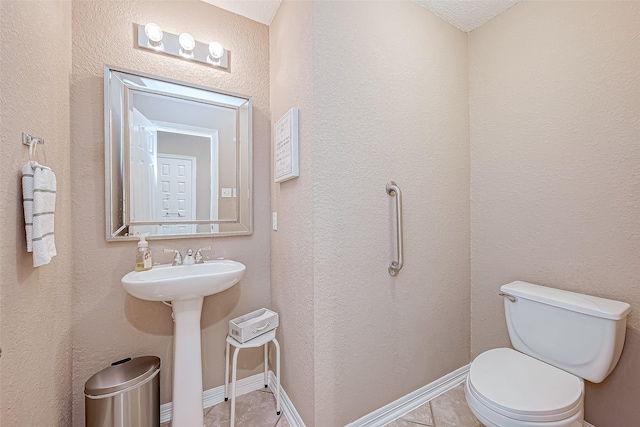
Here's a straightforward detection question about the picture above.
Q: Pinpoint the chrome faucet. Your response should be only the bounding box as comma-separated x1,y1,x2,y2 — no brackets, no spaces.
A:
194,246,211,264
182,249,195,265
163,249,184,266
163,246,212,266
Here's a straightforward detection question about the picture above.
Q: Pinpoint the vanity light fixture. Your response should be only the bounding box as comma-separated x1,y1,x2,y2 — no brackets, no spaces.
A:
136,23,230,71
178,32,196,57
144,23,164,50
208,41,224,61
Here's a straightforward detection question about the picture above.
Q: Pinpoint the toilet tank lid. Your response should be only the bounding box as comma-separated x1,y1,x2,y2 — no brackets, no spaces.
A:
501,281,631,320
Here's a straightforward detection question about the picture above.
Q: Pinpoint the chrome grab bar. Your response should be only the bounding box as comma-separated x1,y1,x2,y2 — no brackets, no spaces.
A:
386,181,404,276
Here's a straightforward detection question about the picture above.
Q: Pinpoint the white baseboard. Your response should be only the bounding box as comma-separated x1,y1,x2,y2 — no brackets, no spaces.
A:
159,366,594,427
345,365,470,427
160,371,304,425
343,364,598,427
267,371,306,427
160,371,271,423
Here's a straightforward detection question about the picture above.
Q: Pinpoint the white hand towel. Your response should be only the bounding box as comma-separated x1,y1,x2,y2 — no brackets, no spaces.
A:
22,161,35,252
22,161,57,267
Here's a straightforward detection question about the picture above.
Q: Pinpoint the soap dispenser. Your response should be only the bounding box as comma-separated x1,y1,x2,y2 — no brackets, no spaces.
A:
135,234,153,272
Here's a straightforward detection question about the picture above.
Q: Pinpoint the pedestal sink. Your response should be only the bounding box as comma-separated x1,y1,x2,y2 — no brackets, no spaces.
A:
122,260,246,427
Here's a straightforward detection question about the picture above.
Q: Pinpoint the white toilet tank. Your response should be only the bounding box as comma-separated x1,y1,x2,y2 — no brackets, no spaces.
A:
501,281,631,383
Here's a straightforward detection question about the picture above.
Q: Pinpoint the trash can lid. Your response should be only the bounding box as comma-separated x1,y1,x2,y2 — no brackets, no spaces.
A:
84,356,160,396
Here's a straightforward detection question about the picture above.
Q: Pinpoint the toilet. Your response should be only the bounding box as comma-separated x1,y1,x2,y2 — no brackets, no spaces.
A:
465,281,631,427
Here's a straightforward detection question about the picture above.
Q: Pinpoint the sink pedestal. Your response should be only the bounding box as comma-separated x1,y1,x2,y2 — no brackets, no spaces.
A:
171,297,204,427
121,260,246,427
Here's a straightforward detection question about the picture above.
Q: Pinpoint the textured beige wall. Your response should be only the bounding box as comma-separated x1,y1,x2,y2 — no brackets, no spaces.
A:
0,1,73,425
269,0,316,423
71,1,270,424
272,3,470,424
305,2,469,425
6,2,635,426
469,1,640,425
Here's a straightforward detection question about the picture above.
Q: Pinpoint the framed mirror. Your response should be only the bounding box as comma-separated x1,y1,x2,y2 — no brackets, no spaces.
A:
104,66,252,240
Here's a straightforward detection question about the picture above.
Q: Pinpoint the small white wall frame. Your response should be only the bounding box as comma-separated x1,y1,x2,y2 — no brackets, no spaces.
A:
274,108,299,183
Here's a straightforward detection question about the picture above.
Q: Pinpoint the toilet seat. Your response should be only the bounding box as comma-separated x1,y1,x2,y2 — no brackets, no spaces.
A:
467,348,584,423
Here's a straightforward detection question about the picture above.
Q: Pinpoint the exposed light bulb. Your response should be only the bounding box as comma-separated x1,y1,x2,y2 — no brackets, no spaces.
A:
179,32,196,53
208,41,224,60
144,23,163,43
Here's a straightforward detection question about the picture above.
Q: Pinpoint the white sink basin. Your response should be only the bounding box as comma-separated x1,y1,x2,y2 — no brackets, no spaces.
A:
121,259,246,302
121,258,246,427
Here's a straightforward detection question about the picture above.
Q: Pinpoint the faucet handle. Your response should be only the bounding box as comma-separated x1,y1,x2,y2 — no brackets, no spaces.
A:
163,249,183,266
195,246,212,263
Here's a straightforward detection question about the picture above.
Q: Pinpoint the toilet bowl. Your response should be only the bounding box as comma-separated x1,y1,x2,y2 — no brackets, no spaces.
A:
464,281,631,427
464,348,584,427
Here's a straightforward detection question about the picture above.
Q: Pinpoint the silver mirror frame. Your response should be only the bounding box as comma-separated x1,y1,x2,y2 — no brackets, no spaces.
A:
104,65,253,241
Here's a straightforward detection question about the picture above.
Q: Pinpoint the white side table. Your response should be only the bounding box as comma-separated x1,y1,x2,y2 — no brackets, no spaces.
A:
225,329,281,427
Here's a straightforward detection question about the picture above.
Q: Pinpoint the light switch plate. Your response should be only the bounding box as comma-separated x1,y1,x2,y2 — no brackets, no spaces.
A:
272,212,278,231
221,188,232,198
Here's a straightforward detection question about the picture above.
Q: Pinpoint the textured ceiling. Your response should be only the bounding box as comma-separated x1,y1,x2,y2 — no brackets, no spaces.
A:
413,0,521,32
200,0,281,25
200,0,521,32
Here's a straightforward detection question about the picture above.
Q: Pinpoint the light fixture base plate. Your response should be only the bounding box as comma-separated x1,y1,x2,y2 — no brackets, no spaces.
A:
136,24,230,71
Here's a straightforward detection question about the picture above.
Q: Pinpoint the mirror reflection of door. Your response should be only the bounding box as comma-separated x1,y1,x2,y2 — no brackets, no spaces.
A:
128,116,221,236
157,154,196,235
155,127,220,234
129,108,159,235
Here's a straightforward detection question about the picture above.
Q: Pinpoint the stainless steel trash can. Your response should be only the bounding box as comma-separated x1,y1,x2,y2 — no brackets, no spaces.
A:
85,356,160,427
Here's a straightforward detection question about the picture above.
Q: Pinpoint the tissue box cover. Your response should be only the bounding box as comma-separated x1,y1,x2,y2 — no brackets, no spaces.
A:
229,308,279,343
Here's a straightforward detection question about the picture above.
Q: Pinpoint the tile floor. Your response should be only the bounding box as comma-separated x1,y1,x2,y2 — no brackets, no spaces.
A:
161,387,289,427
385,384,483,427
160,383,480,427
